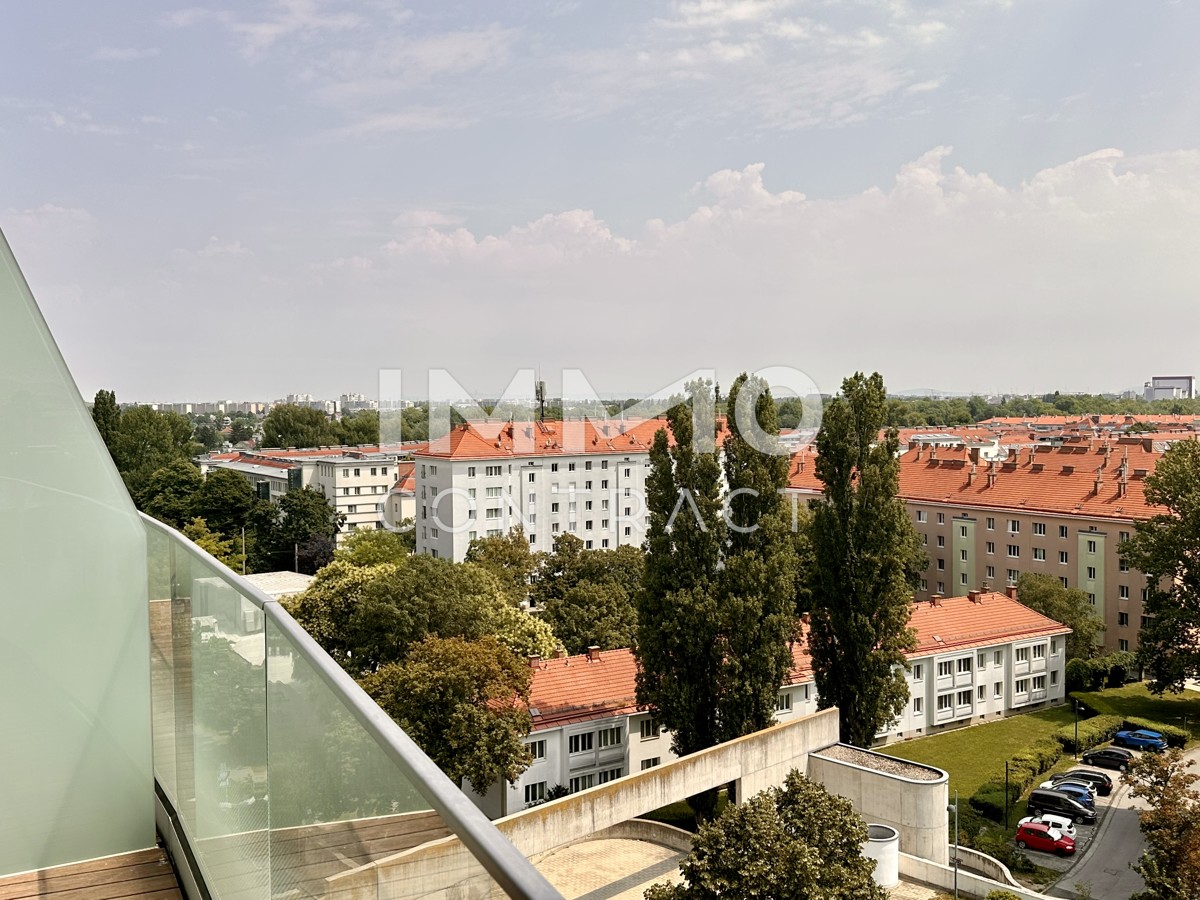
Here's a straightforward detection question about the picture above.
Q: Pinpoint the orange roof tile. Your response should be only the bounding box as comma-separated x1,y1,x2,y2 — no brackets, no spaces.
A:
906,591,1070,655
788,436,1188,521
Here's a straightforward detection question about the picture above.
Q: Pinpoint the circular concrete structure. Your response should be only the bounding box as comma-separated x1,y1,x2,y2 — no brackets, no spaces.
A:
863,823,900,888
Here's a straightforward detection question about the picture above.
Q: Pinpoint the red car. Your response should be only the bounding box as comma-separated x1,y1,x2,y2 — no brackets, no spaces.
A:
1015,822,1076,856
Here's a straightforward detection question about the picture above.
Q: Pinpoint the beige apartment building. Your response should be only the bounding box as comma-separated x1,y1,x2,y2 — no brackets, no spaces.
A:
790,434,1184,654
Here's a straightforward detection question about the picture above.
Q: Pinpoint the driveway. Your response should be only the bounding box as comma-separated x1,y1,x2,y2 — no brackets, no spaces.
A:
1042,777,1146,900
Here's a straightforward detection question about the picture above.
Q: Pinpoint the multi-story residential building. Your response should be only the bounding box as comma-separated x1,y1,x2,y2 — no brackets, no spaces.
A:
412,419,678,561
789,435,1180,653
477,591,1069,818
1145,375,1196,401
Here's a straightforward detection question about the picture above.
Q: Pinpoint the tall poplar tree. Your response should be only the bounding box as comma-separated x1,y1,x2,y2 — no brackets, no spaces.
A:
806,372,924,746
636,375,798,817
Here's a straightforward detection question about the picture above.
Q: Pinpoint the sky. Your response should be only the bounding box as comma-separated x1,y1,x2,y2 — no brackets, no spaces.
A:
3,0,1200,404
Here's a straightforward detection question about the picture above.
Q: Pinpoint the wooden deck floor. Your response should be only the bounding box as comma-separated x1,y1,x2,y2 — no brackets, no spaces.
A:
0,849,181,900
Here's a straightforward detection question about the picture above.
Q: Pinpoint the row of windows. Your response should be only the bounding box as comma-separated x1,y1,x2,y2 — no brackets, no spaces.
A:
567,726,624,754
342,466,389,478
917,512,1130,548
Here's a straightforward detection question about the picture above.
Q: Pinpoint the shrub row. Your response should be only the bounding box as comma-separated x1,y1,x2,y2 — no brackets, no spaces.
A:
968,737,1064,821
1054,714,1124,754
1065,652,1138,692
1122,717,1189,747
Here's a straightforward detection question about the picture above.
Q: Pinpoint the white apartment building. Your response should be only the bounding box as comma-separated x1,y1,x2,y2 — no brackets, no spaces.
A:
413,420,675,562
473,590,1070,818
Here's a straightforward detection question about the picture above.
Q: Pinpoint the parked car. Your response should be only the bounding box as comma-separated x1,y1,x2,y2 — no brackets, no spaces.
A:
1081,747,1135,772
1056,769,1114,796
1027,788,1099,824
1114,729,1168,752
1040,772,1106,797
1049,782,1096,809
1019,814,1077,837
1015,822,1076,856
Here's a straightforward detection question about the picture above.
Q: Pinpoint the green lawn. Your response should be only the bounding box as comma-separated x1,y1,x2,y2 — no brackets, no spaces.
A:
883,705,1076,800
1074,682,1200,740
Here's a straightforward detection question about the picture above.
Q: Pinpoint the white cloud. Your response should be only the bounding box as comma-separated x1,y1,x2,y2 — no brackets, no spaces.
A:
92,46,161,62
332,107,475,136
163,0,360,57
32,108,125,135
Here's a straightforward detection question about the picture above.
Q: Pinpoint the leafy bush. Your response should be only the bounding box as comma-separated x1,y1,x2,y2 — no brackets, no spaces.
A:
1123,717,1189,747
974,830,1036,874
968,738,1066,821
986,891,1023,900
1067,653,1138,691
1055,714,1124,753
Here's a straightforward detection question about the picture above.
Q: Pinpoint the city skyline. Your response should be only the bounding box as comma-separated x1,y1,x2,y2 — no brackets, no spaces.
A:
4,1,1200,400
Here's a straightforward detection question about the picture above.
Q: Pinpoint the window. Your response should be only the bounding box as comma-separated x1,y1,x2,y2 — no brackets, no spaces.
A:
1008,545,1020,558
585,500,593,510
641,758,661,771
1016,678,1030,693
585,520,593,530
354,468,361,477
937,558,945,571
1033,522,1046,536
994,650,1002,665
486,465,502,476
956,690,972,707
1060,525,1069,538
550,463,559,472
624,468,631,477
957,657,972,674
1088,540,1098,554
916,511,927,523
486,486,502,498
1119,639,1130,651
1087,566,1097,580
913,697,923,714
1060,551,1069,564
937,694,953,711
986,565,995,579
598,726,623,748
1032,644,1045,659
1051,670,1059,685
1119,612,1130,626
986,517,995,530
467,466,476,477
994,681,1003,697
568,463,576,472
1033,548,1046,561
640,718,661,740
601,479,609,488
920,578,928,591
937,535,945,548
937,660,953,677
524,782,546,805
551,501,559,512
978,685,986,701
937,581,945,594
1088,592,1097,605
938,512,946,525
922,534,928,546
527,739,546,760
585,480,592,490
468,530,477,541
528,472,536,483
776,692,792,712
585,461,592,470
1007,569,1019,585
1050,639,1058,654
961,573,968,585
1119,530,1130,543
485,507,501,519
986,541,995,554
598,767,623,784
1120,585,1130,599
1015,647,1030,663
569,774,595,793
978,653,986,668
1120,560,1130,572
568,733,594,754
601,461,608,469
912,664,923,680
529,534,537,544
1060,576,1069,587
1009,519,1020,534
1033,675,1046,691
960,525,967,538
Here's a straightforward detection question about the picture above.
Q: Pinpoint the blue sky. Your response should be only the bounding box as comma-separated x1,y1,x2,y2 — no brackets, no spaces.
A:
4,0,1200,402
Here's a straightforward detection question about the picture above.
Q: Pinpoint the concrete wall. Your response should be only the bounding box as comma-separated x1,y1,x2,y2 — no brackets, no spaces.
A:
900,852,1054,900
807,747,950,864
954,845,1023,889
324,708,840,900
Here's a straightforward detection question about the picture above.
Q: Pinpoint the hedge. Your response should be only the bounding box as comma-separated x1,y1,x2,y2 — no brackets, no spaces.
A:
1122,717,1189,747
1054,714,1124,754
968,738,1064,821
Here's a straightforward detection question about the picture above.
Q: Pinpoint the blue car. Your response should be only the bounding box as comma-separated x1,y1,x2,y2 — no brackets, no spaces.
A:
1114,729,1168,752
1052,783,1095,809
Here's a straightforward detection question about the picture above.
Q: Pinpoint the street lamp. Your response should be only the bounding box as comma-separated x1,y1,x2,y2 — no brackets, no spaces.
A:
947,790,959,900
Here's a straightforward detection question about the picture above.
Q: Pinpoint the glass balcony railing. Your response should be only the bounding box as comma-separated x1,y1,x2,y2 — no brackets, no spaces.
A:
144,515,561,900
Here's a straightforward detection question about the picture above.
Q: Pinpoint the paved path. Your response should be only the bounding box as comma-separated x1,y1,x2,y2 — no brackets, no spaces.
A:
532,838,685,899
1043,777,1146,900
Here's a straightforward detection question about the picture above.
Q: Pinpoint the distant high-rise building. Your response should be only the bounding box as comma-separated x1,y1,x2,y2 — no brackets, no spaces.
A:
1144,375,1196,401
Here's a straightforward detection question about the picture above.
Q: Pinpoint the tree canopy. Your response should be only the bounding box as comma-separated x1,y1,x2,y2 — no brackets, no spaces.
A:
262,404,340,448
1120,439,1200,693
645,770,887,900
1015,573,1105,660
805,372,924,746
359,635,534,794
465,529,540,604
1123,748,1200,900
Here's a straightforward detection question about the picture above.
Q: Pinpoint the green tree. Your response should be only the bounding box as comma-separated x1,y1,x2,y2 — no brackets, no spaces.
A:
465,529,540,604
194,421,222,451
335,528,413,567
805,372,924,746
262,404,339,448
137,459,203,528
182,517,247,572
541,581,637,656
1121,440,1200,693
645,770,887,900
339,410,380,445
359,636,533,793
110,405,193,492
1015,573,1105,659
259,486,344,573
229,418,256,444
1123,748,1200,900
193,468,258,538
91,389,121,457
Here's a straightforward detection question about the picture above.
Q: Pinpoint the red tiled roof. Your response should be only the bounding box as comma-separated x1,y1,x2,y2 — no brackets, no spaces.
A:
526,591,1066,730
788,437,1184,521
392,460,416,493
415,418,732,460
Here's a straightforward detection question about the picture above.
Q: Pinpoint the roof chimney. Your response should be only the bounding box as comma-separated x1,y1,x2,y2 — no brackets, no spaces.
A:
554,648,567,659
1006,585,1018,601
968,589,981,603
1094,468,1104,496
586,645,601,662
967,463,976,486
528,653,542,668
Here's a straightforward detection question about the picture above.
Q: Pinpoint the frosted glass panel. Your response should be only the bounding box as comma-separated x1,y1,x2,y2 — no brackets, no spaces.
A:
0,228,154,874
